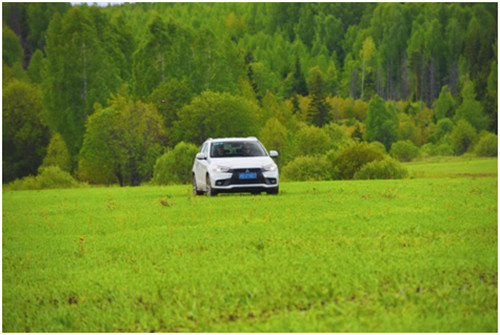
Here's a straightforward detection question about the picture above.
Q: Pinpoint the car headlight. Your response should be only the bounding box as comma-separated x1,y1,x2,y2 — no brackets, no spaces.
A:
212,165,231,173
263,163,277,172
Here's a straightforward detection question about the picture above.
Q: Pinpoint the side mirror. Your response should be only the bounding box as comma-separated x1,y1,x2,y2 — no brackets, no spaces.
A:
269,150,279,158
196,152,207,160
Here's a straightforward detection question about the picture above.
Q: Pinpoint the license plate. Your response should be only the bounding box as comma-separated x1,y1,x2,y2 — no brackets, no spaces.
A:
239,172,257,180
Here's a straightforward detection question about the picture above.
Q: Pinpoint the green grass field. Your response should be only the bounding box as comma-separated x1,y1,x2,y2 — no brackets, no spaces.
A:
2,158,498,332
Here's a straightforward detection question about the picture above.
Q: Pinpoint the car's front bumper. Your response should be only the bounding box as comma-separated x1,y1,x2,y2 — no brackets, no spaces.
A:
210,169,279,192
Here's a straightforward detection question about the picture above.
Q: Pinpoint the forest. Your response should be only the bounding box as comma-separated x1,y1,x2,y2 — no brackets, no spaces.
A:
2,2,498,187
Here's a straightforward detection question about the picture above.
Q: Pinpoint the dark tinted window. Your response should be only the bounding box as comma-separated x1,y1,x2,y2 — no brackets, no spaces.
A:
210,141,266,158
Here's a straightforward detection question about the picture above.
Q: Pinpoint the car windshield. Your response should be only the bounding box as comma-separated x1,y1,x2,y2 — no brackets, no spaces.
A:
211,141,266,158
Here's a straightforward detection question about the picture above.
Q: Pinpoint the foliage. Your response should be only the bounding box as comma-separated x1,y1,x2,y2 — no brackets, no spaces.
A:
41,132,72,172
354,158,408,180
2,25,23,67
364,95,398,150
433,85,455,120
2,2,498,184
259,117,290,165
5,166,82,191
281,155,331,181
436,118,454,139
174,91,260,144
474,132,498,157
390,140,419,162
420,142,454,158
2,80,50,183
148,79,193,143
78,95,166,186
293,125,331,157
42,6,124,159
454,80,488,131
450,120,477,155
153,142,199,185
330,142,386,180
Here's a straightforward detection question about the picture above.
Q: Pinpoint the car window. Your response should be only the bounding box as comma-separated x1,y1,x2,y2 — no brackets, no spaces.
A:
210,141,266,158
201,143,208,154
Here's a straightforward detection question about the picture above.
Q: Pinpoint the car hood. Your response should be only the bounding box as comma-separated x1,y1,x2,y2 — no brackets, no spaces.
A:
210,157,275,169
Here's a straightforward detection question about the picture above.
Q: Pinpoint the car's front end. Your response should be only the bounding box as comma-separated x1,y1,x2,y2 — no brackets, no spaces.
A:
192,137,279,196
208,157,279,194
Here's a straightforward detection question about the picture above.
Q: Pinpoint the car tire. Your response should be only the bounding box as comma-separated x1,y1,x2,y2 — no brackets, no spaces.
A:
206,175,217,197
192,175,203,196
267,187,279,195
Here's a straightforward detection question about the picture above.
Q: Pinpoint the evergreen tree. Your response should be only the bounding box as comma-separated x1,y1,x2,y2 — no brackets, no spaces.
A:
308,69,330,127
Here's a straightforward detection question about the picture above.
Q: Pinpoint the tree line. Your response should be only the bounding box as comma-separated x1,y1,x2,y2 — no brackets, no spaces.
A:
2,2,497,186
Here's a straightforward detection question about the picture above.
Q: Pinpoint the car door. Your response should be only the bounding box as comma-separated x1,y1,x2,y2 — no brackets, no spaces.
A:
194,143,209,189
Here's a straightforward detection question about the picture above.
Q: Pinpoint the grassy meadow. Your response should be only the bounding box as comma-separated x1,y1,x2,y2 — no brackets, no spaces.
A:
2,158,498,332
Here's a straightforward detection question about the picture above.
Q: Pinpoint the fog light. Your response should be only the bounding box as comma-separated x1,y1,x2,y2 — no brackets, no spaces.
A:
268,178,277,184
216,180,224,186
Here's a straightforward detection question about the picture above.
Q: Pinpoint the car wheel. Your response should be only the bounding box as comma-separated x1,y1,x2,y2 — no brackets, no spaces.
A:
206,175,217,197
267,187,279,195
192,175,203,196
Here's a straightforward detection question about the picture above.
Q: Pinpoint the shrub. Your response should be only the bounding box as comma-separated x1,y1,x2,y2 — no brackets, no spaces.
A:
475,133,498,157
354,158,408,180
281,155,330,181
41,132,72,172
293,125,331,157
420,142,454,157
390,140,419,162
436,118,454,139
330,142,386,180
153,142,199,185
6,166,82,191
450,120,477,155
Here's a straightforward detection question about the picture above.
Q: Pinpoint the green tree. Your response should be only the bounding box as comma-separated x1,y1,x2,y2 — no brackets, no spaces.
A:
365,95,398,150
78,96,166,186
454,80,488,131
41,132,71,172
3,80,50,182
153,142,199,185
260,117,289,165
450,119,477,155
43,8,122,160
433,85,455,120
174,91,260,145
360,36,376,101
27,48,44,84
2,25,23,67
148,78,193,144
293,125,331,157
307,68,330,127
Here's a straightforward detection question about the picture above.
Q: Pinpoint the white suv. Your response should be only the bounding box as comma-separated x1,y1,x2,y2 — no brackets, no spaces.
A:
192,137,279,196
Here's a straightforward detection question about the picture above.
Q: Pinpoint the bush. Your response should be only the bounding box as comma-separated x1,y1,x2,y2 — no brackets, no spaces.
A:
41,132,72,172
420,142,454,157
330,142,386,180
153,142,199,185
475,133,498,157
436,118,454,139
281,155,330,181
390,140,419,162
6,166,82,191
354,158,409,180
450,120,477,155
293,125,331,157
